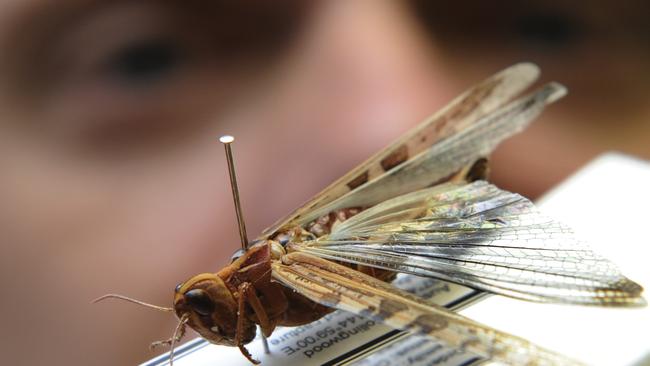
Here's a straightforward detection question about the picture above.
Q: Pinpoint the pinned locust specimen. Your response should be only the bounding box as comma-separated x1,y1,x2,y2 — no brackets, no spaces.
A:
96,63,645,365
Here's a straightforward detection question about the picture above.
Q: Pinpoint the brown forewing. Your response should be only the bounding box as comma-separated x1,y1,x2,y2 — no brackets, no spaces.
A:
259,63,541,239
272,252,581,365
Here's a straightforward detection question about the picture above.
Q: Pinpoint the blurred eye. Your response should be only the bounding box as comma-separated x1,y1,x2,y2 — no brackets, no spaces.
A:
515,12,580,47
410,1,584,50
9,1,309,155
106,38,183,86
184,289,215,316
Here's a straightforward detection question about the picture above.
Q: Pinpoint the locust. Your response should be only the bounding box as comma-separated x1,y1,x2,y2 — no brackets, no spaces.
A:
96,63,645,365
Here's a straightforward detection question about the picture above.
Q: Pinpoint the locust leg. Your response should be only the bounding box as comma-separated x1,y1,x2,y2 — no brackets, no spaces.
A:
241,282,277,337
236,283,260,364
235,281,277,361
149,322,186,350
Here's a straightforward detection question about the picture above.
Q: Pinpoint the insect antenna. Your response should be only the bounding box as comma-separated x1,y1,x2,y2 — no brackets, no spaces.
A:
220,135,249,250
92,294,174,312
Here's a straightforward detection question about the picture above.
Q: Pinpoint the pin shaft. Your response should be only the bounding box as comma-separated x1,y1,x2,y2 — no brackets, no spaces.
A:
220,136,248,250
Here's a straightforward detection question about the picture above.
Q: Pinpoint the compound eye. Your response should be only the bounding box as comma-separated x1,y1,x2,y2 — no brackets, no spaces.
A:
184,289,215,316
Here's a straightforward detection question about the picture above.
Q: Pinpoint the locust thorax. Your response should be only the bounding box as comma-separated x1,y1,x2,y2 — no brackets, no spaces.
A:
174,273,255,347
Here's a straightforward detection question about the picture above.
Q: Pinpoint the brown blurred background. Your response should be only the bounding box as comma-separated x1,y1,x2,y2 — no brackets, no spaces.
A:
0,1,648,365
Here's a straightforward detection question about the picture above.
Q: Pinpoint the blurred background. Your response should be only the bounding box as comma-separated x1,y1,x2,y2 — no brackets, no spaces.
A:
0,1,648,365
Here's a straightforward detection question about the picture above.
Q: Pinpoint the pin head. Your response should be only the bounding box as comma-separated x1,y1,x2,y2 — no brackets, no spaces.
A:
219,135,234,144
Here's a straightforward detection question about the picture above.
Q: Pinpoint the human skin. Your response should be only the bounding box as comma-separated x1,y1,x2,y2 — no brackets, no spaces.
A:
0,1,648,365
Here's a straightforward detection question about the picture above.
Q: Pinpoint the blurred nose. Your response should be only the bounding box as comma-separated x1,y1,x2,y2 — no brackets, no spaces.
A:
291,1,454,145
242,1,460,228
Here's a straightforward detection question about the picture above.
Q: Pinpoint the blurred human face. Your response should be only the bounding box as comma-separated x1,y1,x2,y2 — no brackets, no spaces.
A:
0,1,648,365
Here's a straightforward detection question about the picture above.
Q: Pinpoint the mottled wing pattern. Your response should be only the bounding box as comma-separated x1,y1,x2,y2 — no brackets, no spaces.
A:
260,63,541,238
292,181,645,306
272,252,581,365
292,82,565,225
